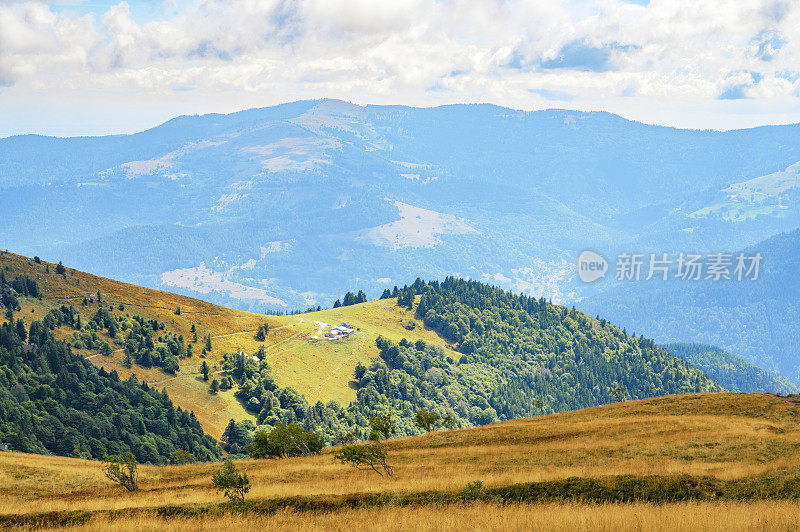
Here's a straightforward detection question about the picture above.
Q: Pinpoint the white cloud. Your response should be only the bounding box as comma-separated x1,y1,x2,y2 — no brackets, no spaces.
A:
2,0,800,134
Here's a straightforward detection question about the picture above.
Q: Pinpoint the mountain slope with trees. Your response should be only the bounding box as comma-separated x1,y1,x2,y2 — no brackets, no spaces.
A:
664,343,798,395
0,317,220,462
584,229,800,382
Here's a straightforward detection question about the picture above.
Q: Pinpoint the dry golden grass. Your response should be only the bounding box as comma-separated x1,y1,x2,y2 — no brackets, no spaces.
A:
0,252,451,437
2,392,800,519
50,501,800,532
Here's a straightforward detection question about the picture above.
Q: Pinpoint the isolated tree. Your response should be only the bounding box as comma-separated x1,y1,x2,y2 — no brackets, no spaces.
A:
170,449,196,465
55,261,65,275
333,442,393,477
247,423,323,459
190,323,197,342
254,323,269,341
102,452,139,492
212,459,251,503
415,408,440,432
354,362,367,381
174,305,181,315
612,385,628,402
205,335,212,352
163,356,180,374
201,360,210,381
333,299,341,308
369,412,396,440
210,379,220,394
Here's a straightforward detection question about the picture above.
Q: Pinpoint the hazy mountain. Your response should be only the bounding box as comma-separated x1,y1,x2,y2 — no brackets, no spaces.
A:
664,343,798,394
584,230,800,382
3,99,800,315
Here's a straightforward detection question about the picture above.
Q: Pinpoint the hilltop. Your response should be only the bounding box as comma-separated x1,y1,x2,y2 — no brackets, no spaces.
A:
3,393,800,529
0,251,461,438
2,250,792,447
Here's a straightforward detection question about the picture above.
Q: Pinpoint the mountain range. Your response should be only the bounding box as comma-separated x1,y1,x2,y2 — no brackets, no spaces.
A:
2,98,800,380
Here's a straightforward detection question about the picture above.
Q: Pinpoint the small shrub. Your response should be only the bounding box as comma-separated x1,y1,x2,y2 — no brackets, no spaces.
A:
212,459,251,503
102,452,139,492
333,442,393,477
170,449,196,464
247,423,323,459
460,480,483,500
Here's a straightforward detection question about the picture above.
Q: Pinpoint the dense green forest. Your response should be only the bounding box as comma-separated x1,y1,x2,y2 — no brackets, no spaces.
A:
665,343,799,394
0,273,220,462
222,278,723,449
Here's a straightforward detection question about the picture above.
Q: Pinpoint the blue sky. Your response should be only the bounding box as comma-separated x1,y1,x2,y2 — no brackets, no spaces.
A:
1,0,799,136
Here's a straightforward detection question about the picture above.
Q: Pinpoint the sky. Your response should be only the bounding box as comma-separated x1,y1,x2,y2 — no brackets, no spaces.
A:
1,0,800,137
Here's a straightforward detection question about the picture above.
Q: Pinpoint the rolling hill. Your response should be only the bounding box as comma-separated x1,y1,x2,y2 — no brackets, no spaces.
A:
3,393,800,529
0,250,792,449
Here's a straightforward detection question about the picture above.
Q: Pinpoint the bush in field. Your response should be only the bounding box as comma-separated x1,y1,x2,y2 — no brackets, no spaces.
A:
254,323,269,341
170,449,196,464
369,412,396,440
247,422,323,459
212,459,251,503
415,409,440,432
333,442,393,477
102,452,139,492
460,480,483,500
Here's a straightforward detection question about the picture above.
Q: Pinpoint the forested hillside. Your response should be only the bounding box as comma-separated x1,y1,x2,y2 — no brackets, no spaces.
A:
0,274,220,461
665,343,798,394
218,278,722,449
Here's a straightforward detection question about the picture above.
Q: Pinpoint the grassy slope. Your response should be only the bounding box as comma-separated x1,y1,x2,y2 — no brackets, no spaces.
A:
0,252,458,438
2,393,800,525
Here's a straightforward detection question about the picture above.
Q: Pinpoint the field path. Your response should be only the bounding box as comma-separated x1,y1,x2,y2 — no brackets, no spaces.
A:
307,332,365,403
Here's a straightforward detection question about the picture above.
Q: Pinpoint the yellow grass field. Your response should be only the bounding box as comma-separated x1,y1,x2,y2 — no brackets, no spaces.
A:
53,501,800,532
2,393,800,530
0,252,456,438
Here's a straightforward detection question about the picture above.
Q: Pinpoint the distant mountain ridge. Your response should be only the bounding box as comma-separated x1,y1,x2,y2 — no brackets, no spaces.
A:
584,229,800,382
3,99,800,342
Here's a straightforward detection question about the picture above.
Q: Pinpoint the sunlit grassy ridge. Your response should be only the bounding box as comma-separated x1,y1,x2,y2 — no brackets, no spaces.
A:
1,393,800,529
0,252,457,438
